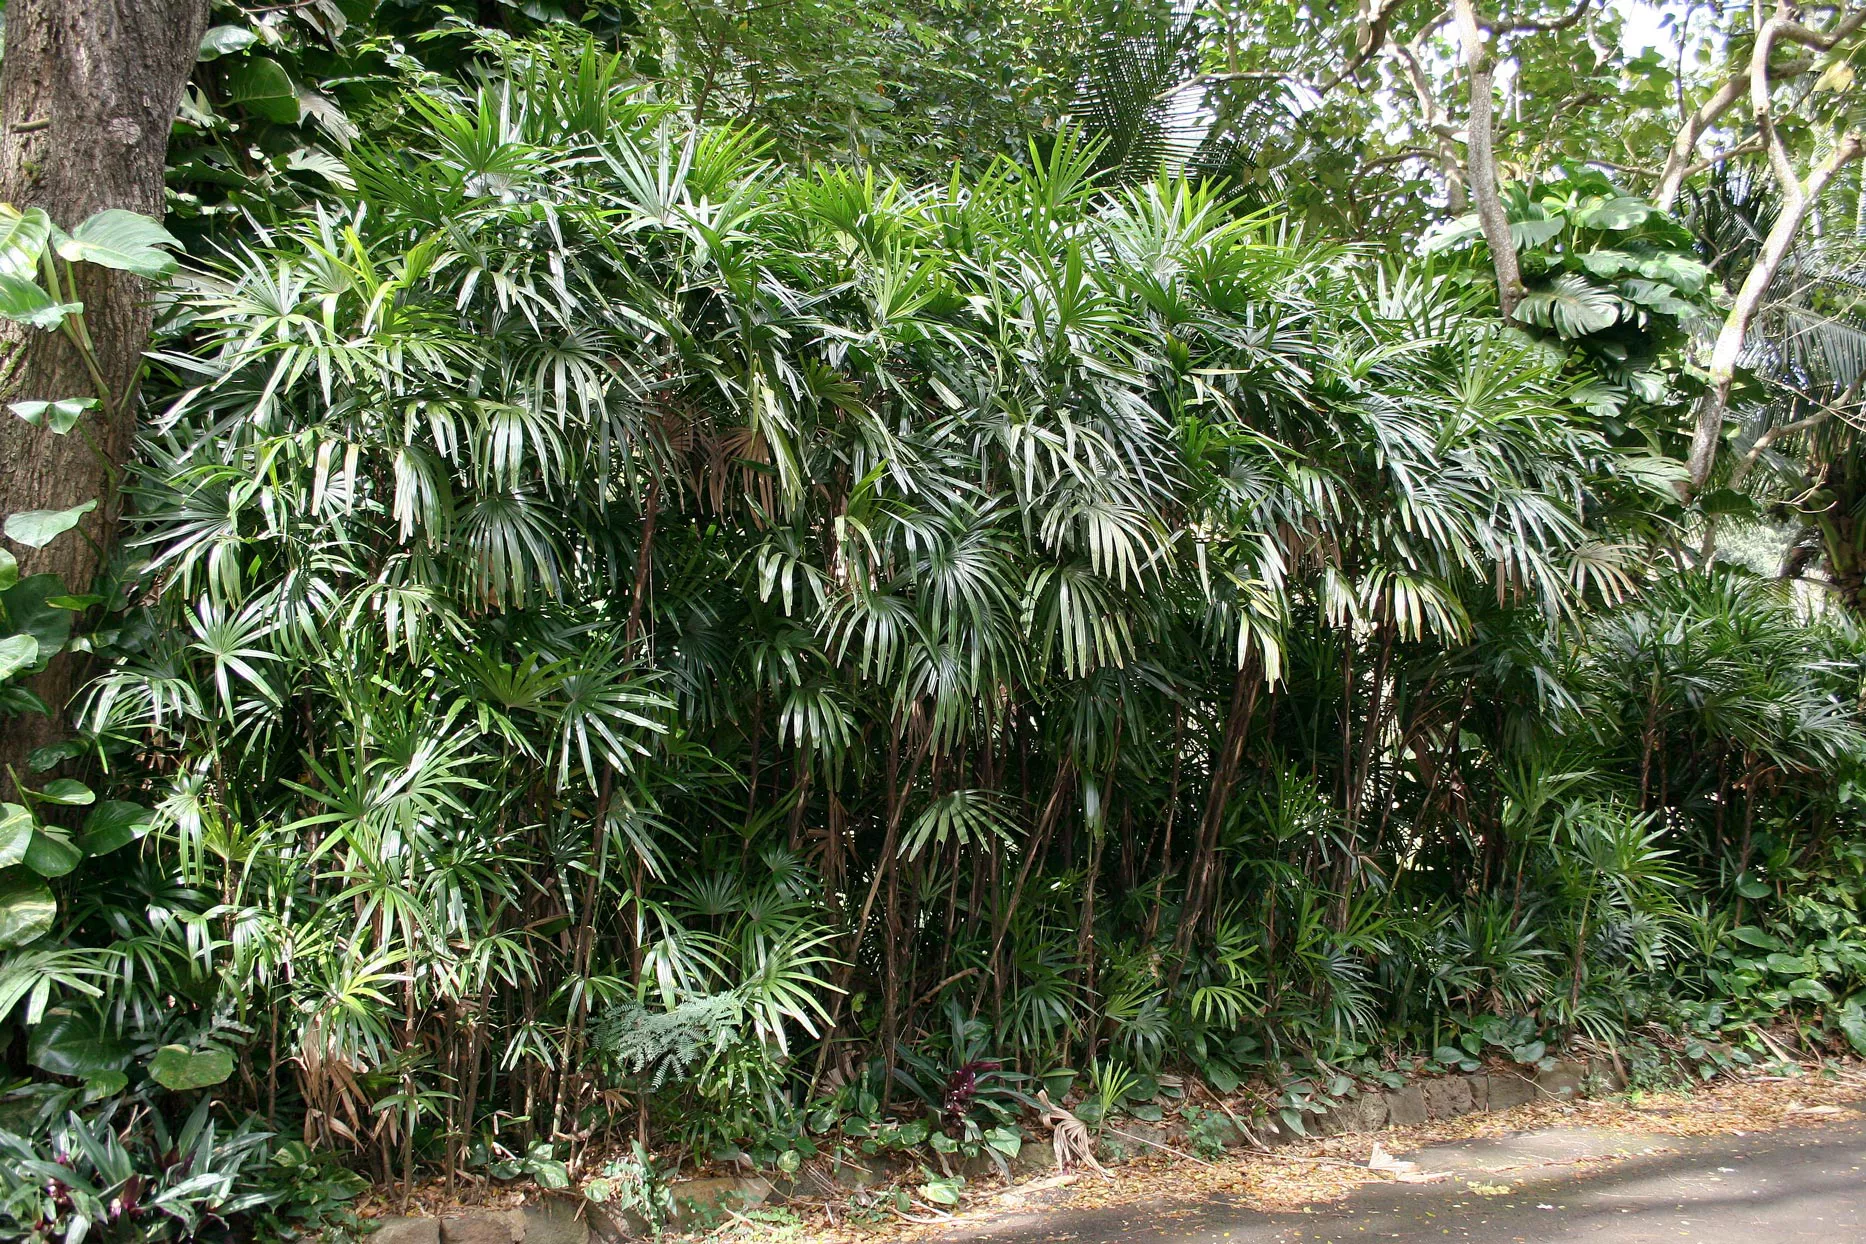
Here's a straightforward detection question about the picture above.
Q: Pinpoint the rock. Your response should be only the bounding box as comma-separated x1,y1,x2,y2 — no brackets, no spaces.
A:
1587,1054,1626,1092
1012,1141,1057,1174
1383,1084,1427,1127
1218,1117,1257,1148
440,1213,520,1244
371,1218,441,1244
1536,1059,1588,1100
581,1204,646,1243
672,1175,773,1228
518,1200,589,1244
957,1152,1005,1180
1420,1075,1474,1120
828,1155,896,1188
1317,1091,1388,1136
1105,1120,1173,1154
1464,1073,1489,1111
1485,1070,1536,1111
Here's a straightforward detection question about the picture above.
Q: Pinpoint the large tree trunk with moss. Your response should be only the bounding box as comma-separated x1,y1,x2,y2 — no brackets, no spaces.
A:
0,0,208,783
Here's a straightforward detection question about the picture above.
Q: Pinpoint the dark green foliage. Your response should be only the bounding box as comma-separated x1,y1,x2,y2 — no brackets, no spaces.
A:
7,7,1866,1222
592,994,744,1092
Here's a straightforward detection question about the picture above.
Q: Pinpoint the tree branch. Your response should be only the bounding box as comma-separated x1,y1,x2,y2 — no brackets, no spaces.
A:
1679,137,1769,182
1686,129,1865,496
1482,0,1593,35
1389,37,1468,212
1452,0,1522,317
1654,3,1866,210
1656,73,1751,210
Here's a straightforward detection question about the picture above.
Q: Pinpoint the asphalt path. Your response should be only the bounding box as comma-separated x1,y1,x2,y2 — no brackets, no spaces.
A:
932,1110,1866,1243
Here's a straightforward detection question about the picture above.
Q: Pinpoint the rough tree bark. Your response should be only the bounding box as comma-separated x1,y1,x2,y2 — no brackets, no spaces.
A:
0,0,209,782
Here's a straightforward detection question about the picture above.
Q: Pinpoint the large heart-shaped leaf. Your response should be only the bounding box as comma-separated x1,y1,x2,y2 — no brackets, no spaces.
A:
28,1008,130,1079
1507,216,1565,250
81,801,151,856
0,575,73,667
227,57,302,125
36,779,94,807
0,872,56,948
1577,249,1637,280
4,500,96,549
1839,999,1866,1058
0,208,52,279
23,830,80,878
0,633,36,681
55,210,181,279
0,273,78,329
1621,277,1697,318
1575,196,1652,231
148,1045,236,1091
0,804,31,869
1636,252,1713,295
0,549,15,593
198,24,258,60
27,741,85,772
1420,214,1482,254
11,398,97,434
1516,273,1622,338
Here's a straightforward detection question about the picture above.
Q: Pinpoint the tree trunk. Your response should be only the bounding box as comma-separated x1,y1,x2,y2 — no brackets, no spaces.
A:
0,0,207,780
1452,0,1523,320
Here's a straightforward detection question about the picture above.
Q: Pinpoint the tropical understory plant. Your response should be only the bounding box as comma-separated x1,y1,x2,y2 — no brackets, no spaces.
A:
5,35,1866,1230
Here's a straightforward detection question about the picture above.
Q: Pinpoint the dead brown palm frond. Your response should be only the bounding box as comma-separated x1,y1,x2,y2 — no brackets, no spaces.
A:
1037,1089,1109,1179
295,1019,370,1149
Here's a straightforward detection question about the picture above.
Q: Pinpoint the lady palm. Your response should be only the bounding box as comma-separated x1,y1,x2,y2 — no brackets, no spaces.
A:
6,36,1862,1195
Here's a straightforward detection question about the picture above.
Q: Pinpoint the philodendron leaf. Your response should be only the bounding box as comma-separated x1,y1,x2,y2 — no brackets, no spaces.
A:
27,1008,130,1079
0,273,79,329
148,1045,236,1091
23,830,81,878
0,633,36,681
0,208,52,279
2,575,73,666
1507,217,1565,250
35,779,94,807
11,398,97,434
80,801,151,856
0,804,31,869
227,57,301,124
1838,999,1866,1058
28,740,86,772
198,24,258,60
56,210,181,279
0,872,56,948
1574,196,1651,231
4,500,96,549
0,550,14,592
1516,273,1622,338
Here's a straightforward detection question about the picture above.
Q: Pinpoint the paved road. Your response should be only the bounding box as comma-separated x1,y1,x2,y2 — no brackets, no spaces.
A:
936,1111,1866,1243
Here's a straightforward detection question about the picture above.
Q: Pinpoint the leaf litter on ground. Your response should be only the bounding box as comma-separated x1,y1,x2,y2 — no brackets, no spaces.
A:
354,1058,1866,1239
762,1058,1866,1244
